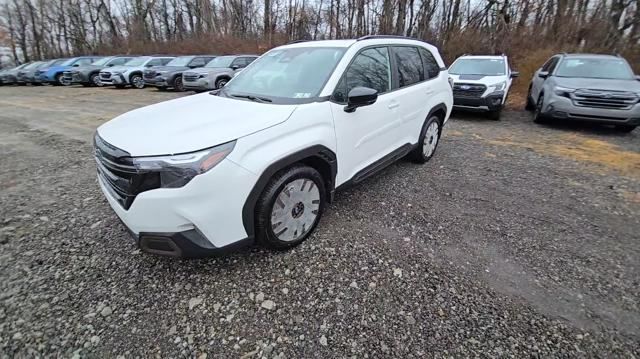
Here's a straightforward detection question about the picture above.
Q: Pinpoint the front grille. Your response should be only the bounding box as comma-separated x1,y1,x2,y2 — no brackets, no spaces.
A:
571,89,638,110
94,135,160,210
183,73,199,82
453,83,486,98
100,72,112,80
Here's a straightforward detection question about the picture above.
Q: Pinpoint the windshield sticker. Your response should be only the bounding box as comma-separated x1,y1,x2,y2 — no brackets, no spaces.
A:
293,93,312,98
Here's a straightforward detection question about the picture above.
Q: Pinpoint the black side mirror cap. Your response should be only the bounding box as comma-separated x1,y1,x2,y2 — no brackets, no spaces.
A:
510,71,520,78
107,64,114,67
72,64,80,67
635,75,640,81
344,87,378,113
231,65,240,70
538,71,549,79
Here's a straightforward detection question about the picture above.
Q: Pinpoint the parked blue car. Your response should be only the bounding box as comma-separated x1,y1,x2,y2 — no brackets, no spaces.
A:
36,56,104,85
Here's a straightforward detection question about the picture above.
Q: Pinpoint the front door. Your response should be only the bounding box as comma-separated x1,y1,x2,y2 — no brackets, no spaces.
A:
329,46,401,185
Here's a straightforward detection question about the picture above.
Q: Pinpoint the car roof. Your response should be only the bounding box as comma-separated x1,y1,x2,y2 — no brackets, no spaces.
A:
561,53,620,59
278,36,438,54
457,55,506,60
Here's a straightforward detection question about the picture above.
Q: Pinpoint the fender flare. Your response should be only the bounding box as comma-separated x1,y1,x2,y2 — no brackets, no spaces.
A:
427,103,448,122
241,145,337,239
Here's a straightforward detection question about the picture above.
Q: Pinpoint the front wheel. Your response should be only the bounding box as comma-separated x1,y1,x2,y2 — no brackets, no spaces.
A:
533,94,547,124
255,166,326,250
215,77,228,89
409,115,441,163
130,74,145,89
55,73,69,86
173,76,185,92
90,73,102,87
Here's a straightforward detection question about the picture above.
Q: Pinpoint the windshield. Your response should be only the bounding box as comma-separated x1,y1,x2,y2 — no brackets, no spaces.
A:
205,56,234,68
223,47,345,101
166,57,193,66
124,57,149,66
555,58,634,79
51,59,67,66
91,57,112,66
60,58,78,66
24,62,42,69
449,58,506,76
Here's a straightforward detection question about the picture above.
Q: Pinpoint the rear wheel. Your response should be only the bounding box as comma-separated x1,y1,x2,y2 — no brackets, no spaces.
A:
615,125,637,133
409,115,441,163
255,166,326,250
55,73,68,86
173,76,185,92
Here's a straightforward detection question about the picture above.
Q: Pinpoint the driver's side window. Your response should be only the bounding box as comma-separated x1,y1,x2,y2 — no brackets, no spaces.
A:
333,47,391,103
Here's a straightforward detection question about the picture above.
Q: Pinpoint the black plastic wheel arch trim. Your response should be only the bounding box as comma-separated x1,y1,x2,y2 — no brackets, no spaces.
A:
241,145,337,239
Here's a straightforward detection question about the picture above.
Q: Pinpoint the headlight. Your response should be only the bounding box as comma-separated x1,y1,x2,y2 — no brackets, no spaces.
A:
111,71,121,75
131,141,235,188
487,81,506,93
554,86,575,97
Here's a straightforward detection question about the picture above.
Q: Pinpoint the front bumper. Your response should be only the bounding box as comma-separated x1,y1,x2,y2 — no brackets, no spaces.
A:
145,77,169,87
66,72,88,84
542,95,640,125
453,92,505,112
183,78,212,91
97,158,259,257
100,73,126,85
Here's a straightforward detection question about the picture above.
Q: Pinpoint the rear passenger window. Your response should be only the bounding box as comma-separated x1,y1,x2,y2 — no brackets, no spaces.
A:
393,46,424,87
419,48,440,79
334,47,391,103
189,58,206,67
160,58,173,65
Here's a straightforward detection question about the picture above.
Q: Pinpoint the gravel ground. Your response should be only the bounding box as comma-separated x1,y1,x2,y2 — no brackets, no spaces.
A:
0,86,639,358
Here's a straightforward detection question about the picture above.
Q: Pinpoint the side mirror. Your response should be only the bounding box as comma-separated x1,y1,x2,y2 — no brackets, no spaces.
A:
344,87,378,113
231,65,240,70
510,71,520,78
107,63,115,67
635,75,640,81
538,71,549,79
145,64,153,68
72,63,80,67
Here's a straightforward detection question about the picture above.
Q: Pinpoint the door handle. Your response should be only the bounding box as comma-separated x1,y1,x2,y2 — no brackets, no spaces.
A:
388,102,400,109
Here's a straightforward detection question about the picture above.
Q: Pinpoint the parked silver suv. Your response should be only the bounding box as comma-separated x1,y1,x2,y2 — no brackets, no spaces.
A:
526,53,639,132
182,55,258,91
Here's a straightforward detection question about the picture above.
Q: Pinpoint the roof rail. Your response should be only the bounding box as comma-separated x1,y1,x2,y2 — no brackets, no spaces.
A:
357,35,422,42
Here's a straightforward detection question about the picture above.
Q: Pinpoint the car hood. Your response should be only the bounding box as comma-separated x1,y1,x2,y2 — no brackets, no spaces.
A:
103,65,132,73
73,65,102,72
449,74,505,84
147,66,189,73
187,68,229,75
97,93,297,156
553,77,640,92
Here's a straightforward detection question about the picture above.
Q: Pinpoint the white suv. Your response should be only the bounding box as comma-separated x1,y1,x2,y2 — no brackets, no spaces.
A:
94,36,453,257
100,56,175,89
448,54,518,120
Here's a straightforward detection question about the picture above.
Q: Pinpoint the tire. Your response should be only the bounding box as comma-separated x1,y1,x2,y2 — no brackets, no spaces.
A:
615,125,637,133
90,73,102,87
525,85,535,111
130,74,145,89
488,110,501,121
409,115,442,164
215,77,229,89
56,73,69,86
255,165,326,250
173,76,185,92
533,93,547,124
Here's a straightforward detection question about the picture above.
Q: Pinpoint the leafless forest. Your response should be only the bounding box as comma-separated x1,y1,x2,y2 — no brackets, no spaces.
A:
2,0,640,98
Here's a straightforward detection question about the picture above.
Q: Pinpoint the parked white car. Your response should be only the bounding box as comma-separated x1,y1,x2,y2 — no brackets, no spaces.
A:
182,55,258,91
94,36,453,257
448,54,518,120
100,56,175,89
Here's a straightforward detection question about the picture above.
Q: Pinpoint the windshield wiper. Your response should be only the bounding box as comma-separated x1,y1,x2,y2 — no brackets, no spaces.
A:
228,93,273,103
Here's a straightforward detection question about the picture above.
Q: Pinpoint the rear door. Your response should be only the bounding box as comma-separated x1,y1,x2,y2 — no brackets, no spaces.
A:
389,46,435,146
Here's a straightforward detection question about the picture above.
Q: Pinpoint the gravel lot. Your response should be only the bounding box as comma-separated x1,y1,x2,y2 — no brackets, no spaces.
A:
0,86,639,357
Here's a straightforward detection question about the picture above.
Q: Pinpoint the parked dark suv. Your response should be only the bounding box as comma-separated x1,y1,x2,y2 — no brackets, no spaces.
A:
143,55,216,91
526,53,640,132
